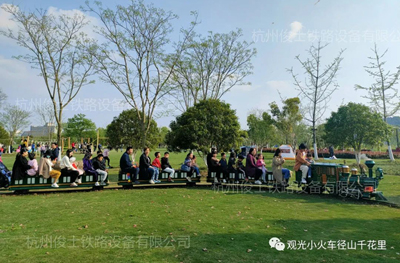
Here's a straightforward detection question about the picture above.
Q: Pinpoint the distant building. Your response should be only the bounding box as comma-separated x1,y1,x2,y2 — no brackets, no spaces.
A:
21,123,56,138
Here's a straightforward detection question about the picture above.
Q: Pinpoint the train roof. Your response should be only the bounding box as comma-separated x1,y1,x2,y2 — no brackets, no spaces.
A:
312,162,340,167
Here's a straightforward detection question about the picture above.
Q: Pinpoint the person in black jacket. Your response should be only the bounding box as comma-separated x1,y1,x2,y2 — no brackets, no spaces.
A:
92,154,108,185
12,148,32,180
161,152,174,182
50,142,59,161
139,147,156,184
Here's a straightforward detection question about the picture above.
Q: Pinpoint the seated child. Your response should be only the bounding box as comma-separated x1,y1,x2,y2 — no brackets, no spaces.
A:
151,152,161,183
219,153,228,183
235,155,246,183
256,153,267,183
27,152,38,176
305,153,314,178
70,157,84,176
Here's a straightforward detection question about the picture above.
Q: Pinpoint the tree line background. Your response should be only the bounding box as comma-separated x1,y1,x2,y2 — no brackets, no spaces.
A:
0,0,399,164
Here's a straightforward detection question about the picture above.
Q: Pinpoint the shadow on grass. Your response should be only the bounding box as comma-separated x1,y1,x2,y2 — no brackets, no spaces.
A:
185,185,400,208
172,217,400,263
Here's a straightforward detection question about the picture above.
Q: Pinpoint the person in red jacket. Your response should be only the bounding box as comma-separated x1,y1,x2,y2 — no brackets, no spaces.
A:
151,152,161,183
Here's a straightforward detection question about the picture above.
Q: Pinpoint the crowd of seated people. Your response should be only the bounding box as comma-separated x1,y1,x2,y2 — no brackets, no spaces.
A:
9,142,313,187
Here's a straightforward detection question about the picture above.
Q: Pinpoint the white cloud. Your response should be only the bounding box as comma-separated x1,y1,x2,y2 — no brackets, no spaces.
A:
233,84,257,92
0,4,19,30
47,6,100,40
288,21,303,41
266,80,295,94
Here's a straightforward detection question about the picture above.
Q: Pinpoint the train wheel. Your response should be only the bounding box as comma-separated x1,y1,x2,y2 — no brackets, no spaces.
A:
14,189,29,195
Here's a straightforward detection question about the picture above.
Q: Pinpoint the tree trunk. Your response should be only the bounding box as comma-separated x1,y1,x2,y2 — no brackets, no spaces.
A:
387,143,395,161
140,120,147,149
313,142,318,160
355,150,361,164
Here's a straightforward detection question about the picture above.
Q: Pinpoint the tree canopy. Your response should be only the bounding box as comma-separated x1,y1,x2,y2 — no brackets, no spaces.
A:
106,109,160,152
246,111,276,150
64,114,97,142
270,97,302,146
0,105,30,146
324,103,388,163
165,99,240,154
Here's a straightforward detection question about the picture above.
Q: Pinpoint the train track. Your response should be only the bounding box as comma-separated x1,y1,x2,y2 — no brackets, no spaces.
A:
1,182,398,208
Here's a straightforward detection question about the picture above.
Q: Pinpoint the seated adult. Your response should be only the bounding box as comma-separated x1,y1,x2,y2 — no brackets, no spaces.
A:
227,152,237,182
181,152,199,182
83,152,100,186
92,154,108,186
245,148,262,184
191,155,201,177
209,151,221,183
139,147,158,184
50,142,60,161
11,148,32,181
38,150,61,188
161,152,174,182
272,148,289,187
294,143,311,184
60,149,80,187
119,147,140,184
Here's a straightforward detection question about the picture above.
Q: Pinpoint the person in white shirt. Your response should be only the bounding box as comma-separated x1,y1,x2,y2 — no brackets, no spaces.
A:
60,149,81,187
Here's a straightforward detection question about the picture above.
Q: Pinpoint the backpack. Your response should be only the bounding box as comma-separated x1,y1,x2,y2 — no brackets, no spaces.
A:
0,161,11,188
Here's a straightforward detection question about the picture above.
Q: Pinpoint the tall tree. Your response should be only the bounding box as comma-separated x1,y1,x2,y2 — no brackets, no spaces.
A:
106,109,160,156
34,103,56,142
0,88,7,107
246,111,276,151
0,4,96,145
324,103,388,164
84,0,197,148
166,99,240,164
288,41,345,159
168,29,257,111
355,44,400,161
0,125,10,147
270,97,302,146
0,105,30,147
63,114,97,142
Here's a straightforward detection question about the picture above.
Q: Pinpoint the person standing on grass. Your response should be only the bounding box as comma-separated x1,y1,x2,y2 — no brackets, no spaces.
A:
92,154,108,186
294,143,311,184
161,152,174,182
120,147,140,184
83,152,100,186
39,150,61,188
103,147,112,168
60,149,80,187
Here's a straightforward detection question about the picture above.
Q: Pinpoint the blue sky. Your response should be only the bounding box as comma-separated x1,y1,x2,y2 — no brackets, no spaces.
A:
1,0,400,131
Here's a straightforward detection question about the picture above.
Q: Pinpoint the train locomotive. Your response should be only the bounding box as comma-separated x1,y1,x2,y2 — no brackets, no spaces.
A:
294,160,387,201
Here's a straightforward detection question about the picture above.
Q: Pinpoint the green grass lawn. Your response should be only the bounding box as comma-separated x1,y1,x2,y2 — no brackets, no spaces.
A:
0,149,399,262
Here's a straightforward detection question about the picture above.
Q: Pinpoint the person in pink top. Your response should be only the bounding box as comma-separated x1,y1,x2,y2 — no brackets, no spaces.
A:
256,153,267,184
27,152,38,176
